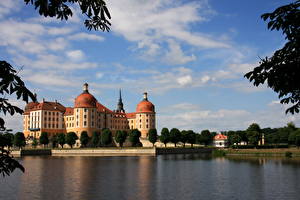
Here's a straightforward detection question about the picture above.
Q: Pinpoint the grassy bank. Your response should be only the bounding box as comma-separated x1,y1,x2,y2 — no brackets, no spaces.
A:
225,148,300,157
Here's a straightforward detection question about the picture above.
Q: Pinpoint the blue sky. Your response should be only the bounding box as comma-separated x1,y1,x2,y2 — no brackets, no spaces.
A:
1,0,299,133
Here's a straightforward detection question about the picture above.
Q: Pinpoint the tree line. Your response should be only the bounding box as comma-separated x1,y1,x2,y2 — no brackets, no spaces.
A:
222,122,300,148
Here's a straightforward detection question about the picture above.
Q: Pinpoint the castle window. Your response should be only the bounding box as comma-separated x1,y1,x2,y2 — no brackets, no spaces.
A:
45,111,47,115
52,124,55,128
84,115,87,119
56,124,58,128
146,125,148,128
92,122,94,126
49,117,51,121
140,125,142,128
84,108,87,112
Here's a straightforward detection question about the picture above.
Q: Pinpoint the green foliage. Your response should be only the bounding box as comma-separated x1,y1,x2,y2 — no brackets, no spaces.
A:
0,61,36,131
160,128,170,147
180,130,189,147
32,137,38,148
212,149,226,157
57,133,66,148
24,0,111,32
66,132,78,148
80,131,89,147
115,130,127,147
91,131,100,147
0,148,25,177
200,130,213,146
230,134,242,147
50,135,58,148
247,131,261,146
244,0,300,114
169,128,181,147
14,132,26,149
285,151,292,158
0,133,13,148
187,130,196,147
247,123,261,133
148,129,158,146
39,132,49,147
129,129,141,147
100,129,112,146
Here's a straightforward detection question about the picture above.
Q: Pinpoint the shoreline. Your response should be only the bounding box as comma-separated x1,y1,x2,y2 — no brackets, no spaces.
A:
10,147,212,157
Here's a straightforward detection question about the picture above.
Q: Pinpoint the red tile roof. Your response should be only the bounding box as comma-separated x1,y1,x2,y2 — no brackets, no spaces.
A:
24,101,66,113
214,134,228,140
126,112,136,118
64,107,74,116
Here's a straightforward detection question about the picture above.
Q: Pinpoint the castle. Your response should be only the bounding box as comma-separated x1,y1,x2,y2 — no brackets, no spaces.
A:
23,83,156,139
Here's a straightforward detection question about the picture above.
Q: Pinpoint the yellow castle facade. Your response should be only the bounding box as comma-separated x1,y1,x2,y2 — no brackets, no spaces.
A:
23,83,156,139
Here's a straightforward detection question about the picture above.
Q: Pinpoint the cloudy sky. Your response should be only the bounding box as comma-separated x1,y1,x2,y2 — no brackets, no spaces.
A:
1,0,299,133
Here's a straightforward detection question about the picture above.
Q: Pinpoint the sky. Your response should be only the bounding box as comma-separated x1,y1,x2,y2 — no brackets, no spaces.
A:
1,0,300,133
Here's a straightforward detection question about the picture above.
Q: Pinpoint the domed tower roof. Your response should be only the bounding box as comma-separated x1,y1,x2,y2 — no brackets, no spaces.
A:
74,83,97,108
136,92,155,113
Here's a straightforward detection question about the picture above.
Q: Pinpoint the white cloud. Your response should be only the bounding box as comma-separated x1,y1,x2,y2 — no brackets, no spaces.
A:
177,75,192,86
96,72,104,79
0,0,21,19
164,40,196,65
68,33,105,41
66,50,85,61
48,27,74,35
158,102,300,132
108,0,230,61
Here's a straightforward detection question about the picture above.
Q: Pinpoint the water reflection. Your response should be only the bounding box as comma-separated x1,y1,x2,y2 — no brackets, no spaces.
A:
1,155,300,200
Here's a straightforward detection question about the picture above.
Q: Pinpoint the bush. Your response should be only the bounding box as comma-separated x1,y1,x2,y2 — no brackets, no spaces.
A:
100,129,112,146
285,151,292,158
212,149,226,157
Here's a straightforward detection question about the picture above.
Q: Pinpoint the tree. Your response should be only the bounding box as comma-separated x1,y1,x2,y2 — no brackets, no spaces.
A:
80,131,89,147
187,130,196,148
296,134,300,148
180,130,189,147
14,132,26,149
24,0,111,32
66,132,78,148
91,131,100,147
115,130,127,147
244,1,300,114
200,130,213,146
3,132,14,149
51,135,58,148
247,131,261,146
39,132,49,148
148,129,158,147
169,128,181,147
129,129,141,147
100,129,112,146
160,128,170,147
1,0,111,176
231,134,242,147
57,133,66,148
32,137,38,148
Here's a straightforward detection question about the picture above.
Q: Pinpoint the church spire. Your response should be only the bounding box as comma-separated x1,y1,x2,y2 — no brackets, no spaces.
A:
116,89,125,113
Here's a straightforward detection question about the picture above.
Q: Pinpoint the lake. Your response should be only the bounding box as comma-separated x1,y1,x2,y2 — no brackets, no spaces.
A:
1,154,300,200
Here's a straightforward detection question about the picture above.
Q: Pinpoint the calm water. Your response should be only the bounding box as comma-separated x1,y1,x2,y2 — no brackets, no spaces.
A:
1,154,300,200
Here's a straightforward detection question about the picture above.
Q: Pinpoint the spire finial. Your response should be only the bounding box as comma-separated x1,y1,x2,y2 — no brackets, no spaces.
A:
116,89,125,113
143,92,148,100
83,83,89,93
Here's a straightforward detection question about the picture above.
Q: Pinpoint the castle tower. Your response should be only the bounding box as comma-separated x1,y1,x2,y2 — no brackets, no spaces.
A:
116,89,125,113
135,92,156,138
